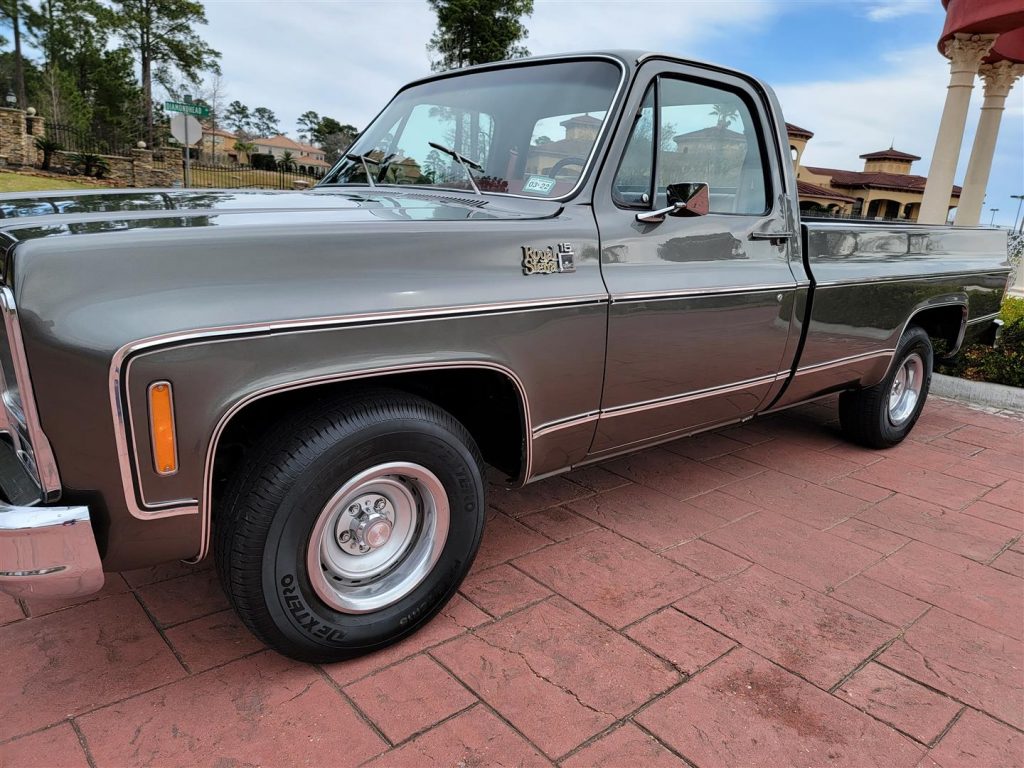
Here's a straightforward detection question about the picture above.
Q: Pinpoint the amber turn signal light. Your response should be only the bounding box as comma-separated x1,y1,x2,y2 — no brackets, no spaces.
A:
148,381,178,476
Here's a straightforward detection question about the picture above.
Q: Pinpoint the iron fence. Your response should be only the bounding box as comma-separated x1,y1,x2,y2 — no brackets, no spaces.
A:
45,123,143,157
183,161,324,190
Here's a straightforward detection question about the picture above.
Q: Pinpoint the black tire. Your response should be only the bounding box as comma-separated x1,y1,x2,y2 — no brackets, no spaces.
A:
839,326,933,449
214,389,486,663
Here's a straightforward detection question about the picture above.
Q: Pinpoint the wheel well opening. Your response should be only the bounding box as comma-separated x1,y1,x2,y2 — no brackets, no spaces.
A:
909,304,966,359
211,368,526,509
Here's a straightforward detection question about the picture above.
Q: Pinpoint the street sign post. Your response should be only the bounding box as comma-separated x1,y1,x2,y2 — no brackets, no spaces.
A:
169,113,203,188
165,100,210,118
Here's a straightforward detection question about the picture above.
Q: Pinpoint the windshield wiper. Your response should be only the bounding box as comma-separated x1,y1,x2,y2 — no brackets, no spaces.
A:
428,141,483,195
344,152,396,187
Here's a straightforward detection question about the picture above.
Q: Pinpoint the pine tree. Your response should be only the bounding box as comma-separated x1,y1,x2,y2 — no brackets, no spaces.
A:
426,0,533,72
109,0,220,145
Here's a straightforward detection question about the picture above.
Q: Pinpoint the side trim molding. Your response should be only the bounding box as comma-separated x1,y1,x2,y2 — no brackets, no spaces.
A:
600,372,781,418
793,349,896,377
109,296,600,522
532,412,599,439
610,283,799,303
966,311,999,326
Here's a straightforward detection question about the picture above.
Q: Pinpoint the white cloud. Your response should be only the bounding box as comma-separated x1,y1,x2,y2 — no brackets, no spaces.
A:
775,46,1024,226
774,47,950,171
863,1,933,22
199,0,784,136
526,0,780,58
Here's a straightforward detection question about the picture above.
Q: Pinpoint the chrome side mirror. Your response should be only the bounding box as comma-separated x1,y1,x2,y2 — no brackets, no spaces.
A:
635,182,710,223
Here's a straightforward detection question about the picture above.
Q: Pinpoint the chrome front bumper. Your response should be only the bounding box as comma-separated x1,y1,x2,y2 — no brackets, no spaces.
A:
0,504,104,599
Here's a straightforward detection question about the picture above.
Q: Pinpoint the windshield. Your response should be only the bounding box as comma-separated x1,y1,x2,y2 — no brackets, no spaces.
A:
320,59,623,199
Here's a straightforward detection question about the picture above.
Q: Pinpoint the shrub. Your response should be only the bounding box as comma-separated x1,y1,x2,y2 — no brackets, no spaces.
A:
34,137,63,171
92,156,111,180
939,317,1024,388
250,153,277,171
67,152,112,179
1000,295,1024,327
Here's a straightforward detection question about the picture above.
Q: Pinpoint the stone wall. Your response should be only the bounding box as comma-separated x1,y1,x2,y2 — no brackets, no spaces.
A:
0,105,182,187
52,148,182,188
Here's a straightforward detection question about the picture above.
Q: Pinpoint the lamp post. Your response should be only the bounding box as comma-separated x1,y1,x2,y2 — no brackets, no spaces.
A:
989,208,999,226
1012,194,1024,233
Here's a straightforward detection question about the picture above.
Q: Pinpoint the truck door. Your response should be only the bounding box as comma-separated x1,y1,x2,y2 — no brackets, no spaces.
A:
591,60,800,455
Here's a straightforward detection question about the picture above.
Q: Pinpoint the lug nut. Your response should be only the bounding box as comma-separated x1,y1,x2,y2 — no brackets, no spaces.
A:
348,504,360,515
338,530,352,544
374,498,387,512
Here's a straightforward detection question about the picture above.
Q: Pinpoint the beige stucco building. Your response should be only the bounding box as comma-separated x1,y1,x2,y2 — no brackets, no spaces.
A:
789,124,961,221
199,127,242,163
525,114,604,177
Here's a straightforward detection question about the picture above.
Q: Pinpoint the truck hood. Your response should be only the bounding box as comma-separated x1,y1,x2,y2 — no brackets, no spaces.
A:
0,187,562,242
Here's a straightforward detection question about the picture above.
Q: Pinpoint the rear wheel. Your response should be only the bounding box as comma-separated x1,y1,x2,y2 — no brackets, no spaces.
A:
214,390,486,663
839,326,933,448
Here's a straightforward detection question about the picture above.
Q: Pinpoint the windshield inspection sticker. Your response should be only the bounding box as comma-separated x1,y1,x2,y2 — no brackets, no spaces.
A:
523,175,557,195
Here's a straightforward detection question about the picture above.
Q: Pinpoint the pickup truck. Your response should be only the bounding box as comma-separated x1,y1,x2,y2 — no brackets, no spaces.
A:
0,51,1009,662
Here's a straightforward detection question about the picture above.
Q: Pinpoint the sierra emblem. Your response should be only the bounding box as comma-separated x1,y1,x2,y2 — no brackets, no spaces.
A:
522,242,576,275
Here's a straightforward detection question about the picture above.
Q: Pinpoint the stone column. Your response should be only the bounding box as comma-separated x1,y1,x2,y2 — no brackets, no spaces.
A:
0,107,26,165
24,111,44,166
955,61,1024,226
918,33,997,225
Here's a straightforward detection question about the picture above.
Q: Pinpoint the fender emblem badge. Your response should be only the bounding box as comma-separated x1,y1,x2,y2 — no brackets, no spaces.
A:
522,242,576,275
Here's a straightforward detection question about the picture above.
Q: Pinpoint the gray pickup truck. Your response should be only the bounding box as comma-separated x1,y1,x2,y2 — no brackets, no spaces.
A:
0,51,1009,661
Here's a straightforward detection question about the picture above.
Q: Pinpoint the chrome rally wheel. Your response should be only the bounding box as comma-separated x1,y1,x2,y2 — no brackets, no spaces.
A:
308,462,450,614
887,352,924,426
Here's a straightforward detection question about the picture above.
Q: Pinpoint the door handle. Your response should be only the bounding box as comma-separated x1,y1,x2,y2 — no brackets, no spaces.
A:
749,230,795,245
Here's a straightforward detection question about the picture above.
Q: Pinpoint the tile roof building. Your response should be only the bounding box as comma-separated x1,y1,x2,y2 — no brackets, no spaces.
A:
250,134,331,170
199,128,331,173
788,126,961,222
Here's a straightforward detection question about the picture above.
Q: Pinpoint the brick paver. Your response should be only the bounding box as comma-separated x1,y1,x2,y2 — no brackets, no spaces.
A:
836,662,962,744
1,396,1022,767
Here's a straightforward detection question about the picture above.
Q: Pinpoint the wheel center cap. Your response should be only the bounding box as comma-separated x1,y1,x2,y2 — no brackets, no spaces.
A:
363,518,393,549
336,493,397,554
348,510,393,551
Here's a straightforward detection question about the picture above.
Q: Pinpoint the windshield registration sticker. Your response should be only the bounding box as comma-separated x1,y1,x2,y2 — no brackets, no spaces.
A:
523,175,557,195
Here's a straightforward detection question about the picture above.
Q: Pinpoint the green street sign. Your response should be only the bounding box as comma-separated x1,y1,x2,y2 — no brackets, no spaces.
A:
165,101,210,118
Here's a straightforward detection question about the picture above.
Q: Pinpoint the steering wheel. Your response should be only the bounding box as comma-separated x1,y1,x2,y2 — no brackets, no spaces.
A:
546,157,586,178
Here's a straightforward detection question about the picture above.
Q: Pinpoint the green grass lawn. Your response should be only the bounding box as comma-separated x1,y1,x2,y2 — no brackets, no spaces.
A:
0,170,113,193
0,168,316,193
188,166,315,189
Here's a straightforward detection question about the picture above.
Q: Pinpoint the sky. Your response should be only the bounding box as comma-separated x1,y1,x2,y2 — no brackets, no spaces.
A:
198,0,1024,226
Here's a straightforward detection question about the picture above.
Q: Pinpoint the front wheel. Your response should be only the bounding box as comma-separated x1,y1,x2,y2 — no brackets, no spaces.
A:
839,326,933,449
214,390,486,663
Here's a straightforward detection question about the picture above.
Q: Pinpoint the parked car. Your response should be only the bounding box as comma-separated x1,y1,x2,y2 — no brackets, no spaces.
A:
0,51,1009,662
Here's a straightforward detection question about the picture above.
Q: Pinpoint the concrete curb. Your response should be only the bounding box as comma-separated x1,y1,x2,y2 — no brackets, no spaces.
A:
931,373,1024,412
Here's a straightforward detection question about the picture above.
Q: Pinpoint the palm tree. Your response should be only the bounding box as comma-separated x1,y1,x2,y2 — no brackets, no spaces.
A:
34,137,63,171
233,139,254,164
710,104,740,130
278,150,296,172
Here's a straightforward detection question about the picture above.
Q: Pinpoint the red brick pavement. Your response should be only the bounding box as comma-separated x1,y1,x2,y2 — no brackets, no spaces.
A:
2,396,1022,767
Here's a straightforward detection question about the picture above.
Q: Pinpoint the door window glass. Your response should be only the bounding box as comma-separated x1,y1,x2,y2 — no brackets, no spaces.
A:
657,78,768,214
612,85,655,207
612,76,771,215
